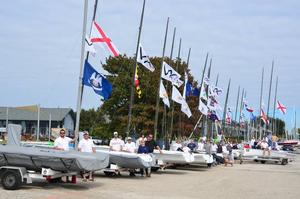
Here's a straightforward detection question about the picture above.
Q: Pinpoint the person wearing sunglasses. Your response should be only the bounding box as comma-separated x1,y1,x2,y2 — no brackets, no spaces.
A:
54,129,74,151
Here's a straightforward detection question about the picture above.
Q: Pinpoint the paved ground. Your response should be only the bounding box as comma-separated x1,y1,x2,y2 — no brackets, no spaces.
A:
1,155,300,199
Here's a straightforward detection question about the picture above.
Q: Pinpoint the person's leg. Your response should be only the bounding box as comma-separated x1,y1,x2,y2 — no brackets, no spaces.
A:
263,149,266,156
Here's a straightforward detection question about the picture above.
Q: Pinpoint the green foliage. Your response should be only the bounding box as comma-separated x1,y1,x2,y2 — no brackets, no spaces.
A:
79,55,201,139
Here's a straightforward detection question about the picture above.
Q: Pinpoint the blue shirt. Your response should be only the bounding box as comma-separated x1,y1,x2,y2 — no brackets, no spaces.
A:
137,146,149,154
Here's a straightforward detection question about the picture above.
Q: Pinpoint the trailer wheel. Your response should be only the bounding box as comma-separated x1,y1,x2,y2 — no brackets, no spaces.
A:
260,160,266,164
281,159,288,165
103,171,116,177
1,170,22,190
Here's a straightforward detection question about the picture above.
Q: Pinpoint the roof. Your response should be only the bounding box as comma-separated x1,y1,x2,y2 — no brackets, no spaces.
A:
0,107,73,121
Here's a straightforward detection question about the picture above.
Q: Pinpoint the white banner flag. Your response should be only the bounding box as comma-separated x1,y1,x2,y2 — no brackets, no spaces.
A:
181,100,192,118
159,81,170,107
161,62,183,87
137,44,155,72
171,85,184,104
183,71,188,99
198,99,208,115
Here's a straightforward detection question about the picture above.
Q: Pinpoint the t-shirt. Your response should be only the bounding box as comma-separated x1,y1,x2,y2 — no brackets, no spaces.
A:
124,142,136,153
136,137,147,147
145,140,158,153
54,137,72,151
261,142,268,149
197,142,204,151
137,145,149,154
78,139,95,153
211,144,218,153
187,142,197,151
109,138,124,151
170,142,182,151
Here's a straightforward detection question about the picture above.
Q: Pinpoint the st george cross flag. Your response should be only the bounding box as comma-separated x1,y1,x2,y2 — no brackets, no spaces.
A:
90,21,119,57
276,100,286,114
181,100,192,118
171,85,184,104
198,99,209,115
199,82,208,100
85,35,96,55
159,81,170,107
137,44,155,72
161,62,183,87
260,109,269,125
83,60,112,100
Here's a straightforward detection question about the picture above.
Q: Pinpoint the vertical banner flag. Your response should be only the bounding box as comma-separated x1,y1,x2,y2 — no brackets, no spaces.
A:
171,85,184,104
199,99,208,115
181,100,192,118
276,100,287,114
183,71,192,99
159,81,170,107
161,62,183,87
137,44,155,72
90,21,119,57
83,60,112,100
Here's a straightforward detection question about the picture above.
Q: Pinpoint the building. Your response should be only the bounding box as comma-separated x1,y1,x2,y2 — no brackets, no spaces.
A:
0,106,75,137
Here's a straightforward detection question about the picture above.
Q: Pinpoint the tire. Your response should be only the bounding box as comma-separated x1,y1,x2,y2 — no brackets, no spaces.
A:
207,163,212,168
281,159,288,165
260,160,266,164
103,171,115,177
1,170,22,190
48,177,63,183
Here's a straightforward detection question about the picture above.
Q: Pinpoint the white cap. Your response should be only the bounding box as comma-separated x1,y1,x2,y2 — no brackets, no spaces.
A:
127,137,132,140
113,131,118,135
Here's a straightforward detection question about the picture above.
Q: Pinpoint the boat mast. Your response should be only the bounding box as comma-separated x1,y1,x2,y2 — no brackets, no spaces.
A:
222,78,231,131
258,67,264,139
154,17,169,140
266,60,274,132
272,76,278,135
127,0,146,135
74,0,89,147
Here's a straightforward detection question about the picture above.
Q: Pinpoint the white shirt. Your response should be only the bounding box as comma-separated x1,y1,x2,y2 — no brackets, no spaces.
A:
212,144,218,153
136,137,147,147
197,142,204,151
78,138,95,153
171,142,182,151
124,142,136,153
250,139,255,146
54,137,72,151
261,142,268,149
109,138,124,151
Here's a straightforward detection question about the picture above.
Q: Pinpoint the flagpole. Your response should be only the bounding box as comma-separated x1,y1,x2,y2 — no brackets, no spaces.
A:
272,76,278,135
222,78,231,131
48,113,51,141
154,17,169,141
37,104,40,141
237,89,244,139
215,74,219,86
74,0,89,147
266,60,274,132
234,86,240,137
127,0,146,135
206,58,212,138
187,48,191,66
258,67,264,139
5,107,9,130
164,27,176,146
170,38,182,139
199,53,209,138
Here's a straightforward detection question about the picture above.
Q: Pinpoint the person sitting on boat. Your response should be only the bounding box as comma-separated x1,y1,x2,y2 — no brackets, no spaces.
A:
124,137,136,153
54,129,75,151
170,139,183,151
261,140,271,156
136,133,147,148
187,139,197,151
137,140,150,177
197,139,205,151
78,131,96,182
109,131,124,152
250,137,256,149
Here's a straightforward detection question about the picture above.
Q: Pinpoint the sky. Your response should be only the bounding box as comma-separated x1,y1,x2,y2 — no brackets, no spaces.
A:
0,0,299,131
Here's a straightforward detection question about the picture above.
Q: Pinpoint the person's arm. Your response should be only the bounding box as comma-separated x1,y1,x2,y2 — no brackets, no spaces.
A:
53,139,64,150
156,144,162,154
92,147,96,153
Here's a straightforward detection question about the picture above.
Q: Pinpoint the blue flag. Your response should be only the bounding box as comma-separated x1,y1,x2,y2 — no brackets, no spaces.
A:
185,82,192,97
82,60,112,100
250,112,256,121
192,87,200,97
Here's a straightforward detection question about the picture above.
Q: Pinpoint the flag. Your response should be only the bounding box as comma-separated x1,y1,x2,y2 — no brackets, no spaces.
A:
183,71,192,99
85,35,96,55
250,112,256,121
159,81,170,107
171,85,184,104
90,21,119,57
198,99,208,115
161,62,183,87
181,100,192,118
83,60,112,100
137,44,155,72
209,86,223,97
199,82,208,100
260,109,269,125
208,111,219,122
192,87,200,97
203,77,210,85
276,100,286,114
135,66,142,98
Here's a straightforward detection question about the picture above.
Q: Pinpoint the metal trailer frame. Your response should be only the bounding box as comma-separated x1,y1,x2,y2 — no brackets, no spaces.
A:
239,155,289,165
0,166,77,190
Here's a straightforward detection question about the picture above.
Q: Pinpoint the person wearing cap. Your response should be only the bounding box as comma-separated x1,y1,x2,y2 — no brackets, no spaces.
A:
78,131,96,181
109,131,124,151
54,129,74,151
123,137,136,153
